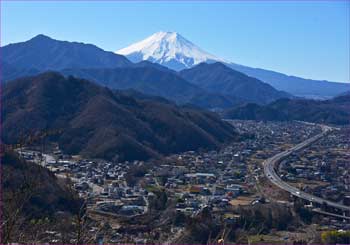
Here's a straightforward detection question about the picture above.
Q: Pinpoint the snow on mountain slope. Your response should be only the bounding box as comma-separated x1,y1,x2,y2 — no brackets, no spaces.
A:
116,31,348,98
116,31,225,71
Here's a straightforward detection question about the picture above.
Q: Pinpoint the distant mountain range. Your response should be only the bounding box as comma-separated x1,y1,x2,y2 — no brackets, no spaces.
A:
2,61,39,81
2,33,348,110
61,66,240,108
227,63,350,99
179,62,291,104
2,34,290,108
3,72,237,161
117,31,349,99
2,34,131,70
222,94,350,125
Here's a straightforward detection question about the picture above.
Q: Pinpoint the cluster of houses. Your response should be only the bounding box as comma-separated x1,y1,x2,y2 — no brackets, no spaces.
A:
141,147,251,216
280,128,350,206
17,121,325,220
17,120,350,243
18,148,149,217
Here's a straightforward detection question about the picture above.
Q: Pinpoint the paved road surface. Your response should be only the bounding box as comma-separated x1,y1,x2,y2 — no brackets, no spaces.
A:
263,125,350,213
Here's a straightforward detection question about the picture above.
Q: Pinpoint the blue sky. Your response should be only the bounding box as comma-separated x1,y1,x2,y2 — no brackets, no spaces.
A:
1,1,349,82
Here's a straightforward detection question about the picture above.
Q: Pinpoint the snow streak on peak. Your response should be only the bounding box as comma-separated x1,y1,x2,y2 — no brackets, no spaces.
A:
116,31,225,70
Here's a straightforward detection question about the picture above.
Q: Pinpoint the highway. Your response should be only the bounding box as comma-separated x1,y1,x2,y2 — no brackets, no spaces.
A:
312,208,350,220
263,125,350,213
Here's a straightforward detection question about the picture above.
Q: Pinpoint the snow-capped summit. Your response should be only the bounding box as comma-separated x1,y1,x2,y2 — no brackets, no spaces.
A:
116,31,225,71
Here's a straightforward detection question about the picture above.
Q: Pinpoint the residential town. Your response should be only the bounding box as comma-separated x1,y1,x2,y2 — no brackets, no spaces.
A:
279,127,350,213
17,121,350,243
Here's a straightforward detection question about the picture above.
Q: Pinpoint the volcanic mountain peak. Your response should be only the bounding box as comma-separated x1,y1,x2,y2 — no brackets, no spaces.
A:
116,31,225,70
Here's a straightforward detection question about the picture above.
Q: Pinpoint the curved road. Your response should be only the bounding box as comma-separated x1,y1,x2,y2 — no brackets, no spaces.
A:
263,125,350,213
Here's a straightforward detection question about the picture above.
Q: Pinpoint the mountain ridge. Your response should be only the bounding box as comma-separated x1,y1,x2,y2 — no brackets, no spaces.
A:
117,31,349,98
2,34,132,71
61,66,241,108
3,72,237,161
223,94,350,125
179,62,292,104
2,34,242,109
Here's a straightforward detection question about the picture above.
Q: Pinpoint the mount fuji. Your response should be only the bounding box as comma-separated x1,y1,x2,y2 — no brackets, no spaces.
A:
117,31,226,71
117,32,349,98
